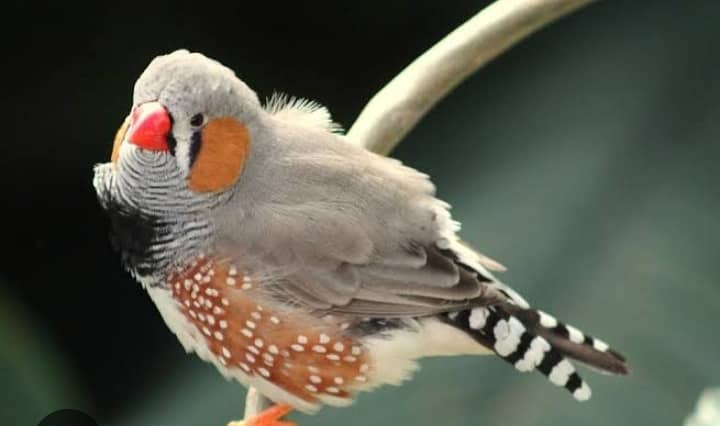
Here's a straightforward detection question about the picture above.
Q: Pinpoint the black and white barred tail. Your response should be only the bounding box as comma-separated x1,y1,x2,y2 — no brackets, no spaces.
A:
443,303,629,401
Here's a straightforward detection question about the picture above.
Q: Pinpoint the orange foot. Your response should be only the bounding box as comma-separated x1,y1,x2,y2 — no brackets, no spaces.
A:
228,404,295,426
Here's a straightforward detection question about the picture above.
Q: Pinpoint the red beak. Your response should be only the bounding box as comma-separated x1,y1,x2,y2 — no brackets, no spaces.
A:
127,102,171,151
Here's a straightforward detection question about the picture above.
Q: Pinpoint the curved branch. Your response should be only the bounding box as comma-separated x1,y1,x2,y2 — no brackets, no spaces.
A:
346,0,596,155
236,0,594,423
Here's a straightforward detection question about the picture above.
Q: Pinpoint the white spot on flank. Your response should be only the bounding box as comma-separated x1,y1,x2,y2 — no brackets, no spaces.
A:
538,311,558,328
246,320,256,329
307,366,319,373
359,364,369,373
309,375,322,384
221,298,230,306
270,316,280,324
184,279,193,290
548,359,575,386
241,283,252,290
327,354,340,361
184,299,191,307
268,345,279,355
351,346,362,356
334,377,344,384
319,334,330,344
222,347,231,358
247,345,260,355
312,345,327,353
326,387,340,394
263,353,274,362
220,357,227,365
355,375,367,382
343,355,357,362
469,307,489,329
251,311,262,320
239,362,251,372
254,338,264,348
305,384,318,392
198,313,206,322
258,367,271,378
214,331,224,341
194,273,202,281
228,266,237,276
188,310,197,319
241,329,253,338
291,344,304,352
566,325,585,344
226,277,236,286
213,306,225,315
202,275,211,283
297,335,308,344
202,326,211,336
245,353,256,363
206,315,215,325
333,342,345,352
219,320,228,329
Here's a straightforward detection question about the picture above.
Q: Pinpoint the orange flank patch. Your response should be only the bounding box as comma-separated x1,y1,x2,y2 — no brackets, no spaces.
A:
111,115,130,166
188,117,250,192
167,256,369,404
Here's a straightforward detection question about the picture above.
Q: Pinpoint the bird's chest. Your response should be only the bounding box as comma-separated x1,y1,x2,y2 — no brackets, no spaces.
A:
146,253,371,408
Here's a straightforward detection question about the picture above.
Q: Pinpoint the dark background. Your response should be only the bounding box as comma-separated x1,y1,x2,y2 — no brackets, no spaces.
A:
2,1,719,426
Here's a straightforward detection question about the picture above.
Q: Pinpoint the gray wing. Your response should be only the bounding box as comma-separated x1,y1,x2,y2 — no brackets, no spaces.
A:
216,118,525,317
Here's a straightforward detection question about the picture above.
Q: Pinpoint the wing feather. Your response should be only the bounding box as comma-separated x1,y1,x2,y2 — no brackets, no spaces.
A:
217,119,521,317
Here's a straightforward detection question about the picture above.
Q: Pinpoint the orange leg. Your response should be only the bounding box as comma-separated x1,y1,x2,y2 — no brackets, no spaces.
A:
228,404,295,426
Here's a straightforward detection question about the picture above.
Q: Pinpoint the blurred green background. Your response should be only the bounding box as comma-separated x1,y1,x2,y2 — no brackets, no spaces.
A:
2,1,718,425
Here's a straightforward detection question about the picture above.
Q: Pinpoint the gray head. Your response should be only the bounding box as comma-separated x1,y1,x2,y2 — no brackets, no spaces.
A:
95,50,264,276
108,50,265,209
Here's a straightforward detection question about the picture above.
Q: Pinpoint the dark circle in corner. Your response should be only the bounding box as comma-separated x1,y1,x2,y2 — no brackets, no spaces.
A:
38,409,98,426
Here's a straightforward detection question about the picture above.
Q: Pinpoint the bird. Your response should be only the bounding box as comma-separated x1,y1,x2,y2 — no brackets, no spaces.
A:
93,49,629,426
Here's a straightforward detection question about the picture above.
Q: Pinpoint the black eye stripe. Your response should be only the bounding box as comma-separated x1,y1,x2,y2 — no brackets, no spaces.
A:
189,130,202,167
166,113,177,156
167,133,177,156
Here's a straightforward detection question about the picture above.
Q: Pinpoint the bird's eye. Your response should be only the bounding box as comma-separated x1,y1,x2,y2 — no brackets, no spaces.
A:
190,113,206,127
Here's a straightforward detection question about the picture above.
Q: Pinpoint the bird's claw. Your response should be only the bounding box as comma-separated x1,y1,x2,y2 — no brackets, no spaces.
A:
228,404,295,426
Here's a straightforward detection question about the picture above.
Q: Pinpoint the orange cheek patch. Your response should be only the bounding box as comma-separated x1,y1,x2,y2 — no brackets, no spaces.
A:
111,115,130,166
188,117,250,192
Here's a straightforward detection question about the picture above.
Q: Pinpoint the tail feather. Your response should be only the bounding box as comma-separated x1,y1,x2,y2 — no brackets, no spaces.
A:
444,303,628,401
505,305,629,375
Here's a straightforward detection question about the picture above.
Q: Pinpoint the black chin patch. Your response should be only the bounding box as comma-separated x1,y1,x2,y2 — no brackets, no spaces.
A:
99,198,163,277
